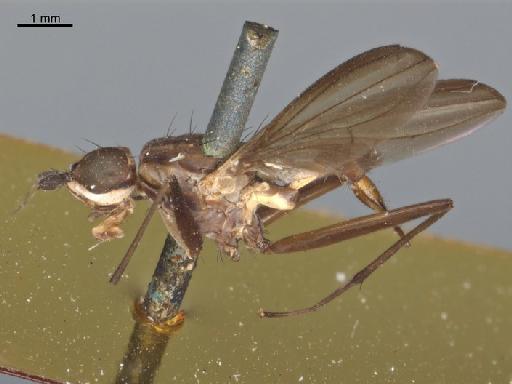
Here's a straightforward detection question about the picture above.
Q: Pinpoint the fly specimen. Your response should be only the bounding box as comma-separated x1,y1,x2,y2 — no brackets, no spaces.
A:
28,45,506,317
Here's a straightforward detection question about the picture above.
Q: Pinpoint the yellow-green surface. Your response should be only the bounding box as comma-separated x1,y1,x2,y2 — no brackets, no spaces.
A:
1,135,511,383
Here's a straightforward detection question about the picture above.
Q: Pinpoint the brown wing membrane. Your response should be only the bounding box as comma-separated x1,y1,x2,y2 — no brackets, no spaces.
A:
367,79,506,167
228,45,437,178
257,80,505,224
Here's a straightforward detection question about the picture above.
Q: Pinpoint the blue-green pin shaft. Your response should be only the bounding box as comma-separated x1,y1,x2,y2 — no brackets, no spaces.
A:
203,21,278,158
142,21,278,323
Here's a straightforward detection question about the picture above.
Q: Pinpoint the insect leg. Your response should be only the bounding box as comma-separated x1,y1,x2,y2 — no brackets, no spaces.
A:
109,182,172,284
351,175,408,242
91,199,135,241
158,176,203,258
110,176,203,285
258,175,344,225
260,199,452,318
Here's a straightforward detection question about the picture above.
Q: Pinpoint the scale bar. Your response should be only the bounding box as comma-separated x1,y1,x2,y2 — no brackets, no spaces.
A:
17,24,73,28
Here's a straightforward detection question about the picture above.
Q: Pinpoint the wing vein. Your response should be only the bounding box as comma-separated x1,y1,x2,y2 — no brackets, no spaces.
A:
267,57,432,146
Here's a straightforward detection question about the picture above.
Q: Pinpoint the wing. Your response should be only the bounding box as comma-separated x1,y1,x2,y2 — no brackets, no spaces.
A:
203,46,505,195
365,79,506,167
203,45,438,188
255,80,505,223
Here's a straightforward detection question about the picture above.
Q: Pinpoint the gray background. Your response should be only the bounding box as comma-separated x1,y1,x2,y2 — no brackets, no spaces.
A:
0,1,511,381
0,2,512,249
2,3,511,233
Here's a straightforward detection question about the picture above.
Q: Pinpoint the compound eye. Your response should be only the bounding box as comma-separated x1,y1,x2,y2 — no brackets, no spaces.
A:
68,147,137,206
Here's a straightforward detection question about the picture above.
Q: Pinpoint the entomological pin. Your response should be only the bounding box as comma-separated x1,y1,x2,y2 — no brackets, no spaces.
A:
25,45,506,317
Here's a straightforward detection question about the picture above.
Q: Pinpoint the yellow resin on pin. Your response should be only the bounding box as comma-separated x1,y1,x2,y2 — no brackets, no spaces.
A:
133,299,185,335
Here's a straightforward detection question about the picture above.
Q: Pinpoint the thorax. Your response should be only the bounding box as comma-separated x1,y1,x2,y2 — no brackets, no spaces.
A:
137,134,218,199
136,134,248,234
